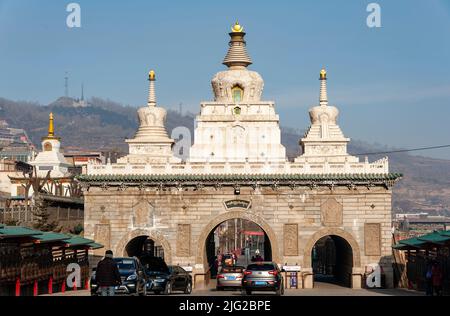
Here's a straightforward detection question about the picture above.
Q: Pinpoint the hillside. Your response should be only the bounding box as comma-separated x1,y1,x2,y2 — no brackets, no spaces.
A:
0,96,449,215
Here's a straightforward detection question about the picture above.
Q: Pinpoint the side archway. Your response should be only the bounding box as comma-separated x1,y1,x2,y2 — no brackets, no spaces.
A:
303,228,361,269
114,229,173,264
195,210,280,267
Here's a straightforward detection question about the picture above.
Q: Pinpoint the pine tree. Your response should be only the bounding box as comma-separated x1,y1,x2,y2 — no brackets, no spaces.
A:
21,168,60,232
31,195,59,232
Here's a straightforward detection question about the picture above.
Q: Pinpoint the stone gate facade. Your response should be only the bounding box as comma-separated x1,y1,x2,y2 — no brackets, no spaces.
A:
78,22,401,289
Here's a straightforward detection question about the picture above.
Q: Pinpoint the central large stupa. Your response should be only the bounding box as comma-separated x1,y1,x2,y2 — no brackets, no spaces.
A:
189,22,287,163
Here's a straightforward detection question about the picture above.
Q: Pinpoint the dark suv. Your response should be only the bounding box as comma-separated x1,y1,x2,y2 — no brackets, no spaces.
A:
242,262,284,295
91,257,147,296
141,255,192,295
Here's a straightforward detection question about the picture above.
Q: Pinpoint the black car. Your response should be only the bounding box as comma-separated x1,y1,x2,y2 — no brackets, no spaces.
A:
141,256,192,295
242,262,284,295
90,257,148,296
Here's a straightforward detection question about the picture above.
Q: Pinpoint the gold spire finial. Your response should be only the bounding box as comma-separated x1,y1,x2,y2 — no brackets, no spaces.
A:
48,112,54,137
320,68,327,80
231,21,244,33
149,70,156,81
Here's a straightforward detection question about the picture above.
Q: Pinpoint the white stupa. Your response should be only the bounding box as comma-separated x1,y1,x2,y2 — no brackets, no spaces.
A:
31,113,71,177
295,69,359,164
118,70,181,164
189,21,287,163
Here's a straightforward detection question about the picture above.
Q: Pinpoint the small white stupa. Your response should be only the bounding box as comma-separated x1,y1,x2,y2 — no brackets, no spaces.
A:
118,70,180,164
31,113,71,177
295,69,359,164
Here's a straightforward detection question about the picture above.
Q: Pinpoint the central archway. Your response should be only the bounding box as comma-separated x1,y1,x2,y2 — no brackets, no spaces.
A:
205,218,272,277
196,211,280,269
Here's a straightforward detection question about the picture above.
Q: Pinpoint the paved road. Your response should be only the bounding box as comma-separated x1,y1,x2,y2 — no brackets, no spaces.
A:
43,281,423,296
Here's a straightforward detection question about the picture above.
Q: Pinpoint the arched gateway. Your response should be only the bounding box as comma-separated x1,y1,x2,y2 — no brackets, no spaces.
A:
303,228,361,269
115,229,173,264
195,211,280,268
303,228,362,288
79,22,401,290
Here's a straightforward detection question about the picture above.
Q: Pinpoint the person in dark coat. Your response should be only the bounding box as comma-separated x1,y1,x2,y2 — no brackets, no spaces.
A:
95,250,121,296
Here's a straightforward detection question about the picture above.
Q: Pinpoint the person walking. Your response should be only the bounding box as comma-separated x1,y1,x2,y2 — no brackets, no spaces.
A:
431,261,443,296
211,256,219,278
232,252,237,266
95,250,121,296
254,249,263,262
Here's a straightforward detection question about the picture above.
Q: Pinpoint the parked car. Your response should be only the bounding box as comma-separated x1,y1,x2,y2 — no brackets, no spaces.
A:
216,266,245,291
90,257,147,296
242,262,284,295
141,255,192,295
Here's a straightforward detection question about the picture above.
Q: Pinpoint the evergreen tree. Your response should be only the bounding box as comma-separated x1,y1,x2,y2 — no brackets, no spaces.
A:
31,195,59,232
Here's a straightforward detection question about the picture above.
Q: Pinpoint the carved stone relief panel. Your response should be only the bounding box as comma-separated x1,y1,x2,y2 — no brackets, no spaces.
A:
321,198,343,227
284,224,298,256
364,223,381,256
94,223,111,253
177,224,191,257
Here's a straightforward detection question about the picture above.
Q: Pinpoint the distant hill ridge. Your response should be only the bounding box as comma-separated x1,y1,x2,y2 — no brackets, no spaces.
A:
0,96,449,215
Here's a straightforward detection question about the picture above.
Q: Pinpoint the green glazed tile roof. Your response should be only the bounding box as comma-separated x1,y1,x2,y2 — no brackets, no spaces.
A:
76,173,402,183
63,235,96,247
63,235,104,249
418,231,450,244
0,226,43,238
87,242,104,249
398,237,427,248
0,226,103,249
393,243,413,250
31,232,70,243
394,230,450,250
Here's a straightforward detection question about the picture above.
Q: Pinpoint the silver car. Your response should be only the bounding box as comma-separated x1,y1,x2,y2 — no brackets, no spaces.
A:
242,262,284,295
216,266,245,291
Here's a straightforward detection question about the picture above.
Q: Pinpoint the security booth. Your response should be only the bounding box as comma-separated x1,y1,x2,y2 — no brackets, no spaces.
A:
182,265,193,274
0,224,103,296
282,265,301,289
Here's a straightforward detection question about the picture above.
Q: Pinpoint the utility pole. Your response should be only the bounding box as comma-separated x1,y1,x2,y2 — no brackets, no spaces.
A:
234,218,238,252
64,72,69,97
241,219,244,249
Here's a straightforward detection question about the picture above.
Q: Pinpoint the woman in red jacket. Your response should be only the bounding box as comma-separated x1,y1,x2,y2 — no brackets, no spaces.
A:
431,262,443,296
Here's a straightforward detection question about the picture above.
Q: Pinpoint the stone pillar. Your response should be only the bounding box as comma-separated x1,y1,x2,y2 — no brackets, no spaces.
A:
302,268,314,289
351,267,363,289
193,265,207,290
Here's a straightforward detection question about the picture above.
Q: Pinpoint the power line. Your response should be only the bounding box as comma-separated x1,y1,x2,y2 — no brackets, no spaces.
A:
355,144,450,156
290,144,450,159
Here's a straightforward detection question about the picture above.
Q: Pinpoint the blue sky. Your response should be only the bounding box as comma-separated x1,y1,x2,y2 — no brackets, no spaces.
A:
1,0,450,158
